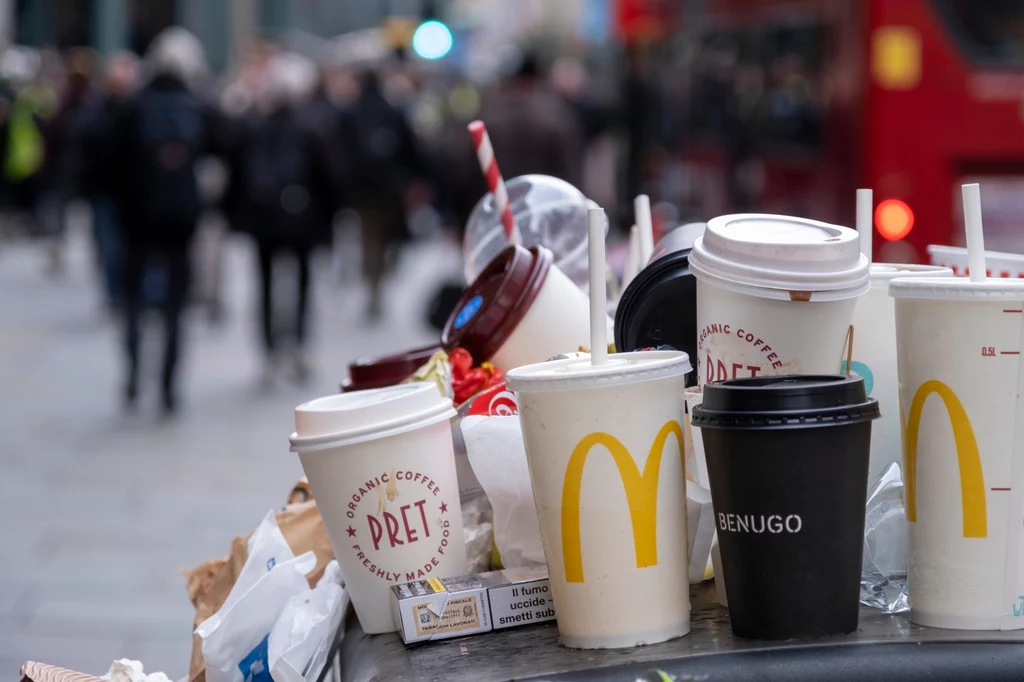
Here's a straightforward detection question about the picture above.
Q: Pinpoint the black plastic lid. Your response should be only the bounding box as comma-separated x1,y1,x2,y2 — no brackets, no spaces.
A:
614,228,697,380
691,375,880,430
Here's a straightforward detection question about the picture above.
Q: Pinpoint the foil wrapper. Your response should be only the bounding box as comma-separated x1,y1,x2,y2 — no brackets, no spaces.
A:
404,350,454,399
860,461,909,613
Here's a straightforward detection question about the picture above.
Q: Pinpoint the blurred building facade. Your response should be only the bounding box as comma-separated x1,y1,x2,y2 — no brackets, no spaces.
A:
8,0,434,70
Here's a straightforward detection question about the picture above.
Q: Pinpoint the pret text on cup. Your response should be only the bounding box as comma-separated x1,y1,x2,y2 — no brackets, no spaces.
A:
718,513,802,534
369,499,431,550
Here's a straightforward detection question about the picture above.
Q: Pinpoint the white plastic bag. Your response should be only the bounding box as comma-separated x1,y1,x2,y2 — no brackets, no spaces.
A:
222,510,296,618
462,415,545,567
686,484,716,584
268,561,348,682
197,551,317,682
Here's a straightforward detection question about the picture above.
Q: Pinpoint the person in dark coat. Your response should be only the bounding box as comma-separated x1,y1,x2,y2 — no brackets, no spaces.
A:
231,52,336,383
111,28,222,415
79,51,139,310
338,69,427,321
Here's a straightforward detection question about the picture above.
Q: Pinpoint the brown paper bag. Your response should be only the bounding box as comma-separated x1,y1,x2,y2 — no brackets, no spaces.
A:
20,662,105,682
184,482,334,682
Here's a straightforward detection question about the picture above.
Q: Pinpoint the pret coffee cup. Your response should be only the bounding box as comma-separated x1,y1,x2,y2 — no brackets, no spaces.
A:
688,214,870,386
849,265,952,484
289,384,467,633
890,276,1024,630
443,245,593,372
341,345,442,392
507,351,692,648
692,375,879,639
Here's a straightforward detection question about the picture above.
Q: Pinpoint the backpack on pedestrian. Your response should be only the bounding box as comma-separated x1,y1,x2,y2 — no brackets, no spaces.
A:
135,89,206,230
242,114,321,247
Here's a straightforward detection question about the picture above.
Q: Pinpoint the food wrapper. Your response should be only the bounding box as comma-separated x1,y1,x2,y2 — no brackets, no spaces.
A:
403,350,453,399
449,347,504,405
20,659,172,682
184,482,335,682
860,461,908,613
20,662,105,682
462,414,544,569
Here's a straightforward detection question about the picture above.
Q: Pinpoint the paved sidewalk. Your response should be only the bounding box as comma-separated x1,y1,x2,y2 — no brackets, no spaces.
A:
0,222,459,678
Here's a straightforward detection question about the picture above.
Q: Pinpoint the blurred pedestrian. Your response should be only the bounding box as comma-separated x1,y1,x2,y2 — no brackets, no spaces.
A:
477,54,583,187
3,67,57,233
38,48,93,275
79,51,139,311
231,52,335,383
339,69,427,321
111,27,221,415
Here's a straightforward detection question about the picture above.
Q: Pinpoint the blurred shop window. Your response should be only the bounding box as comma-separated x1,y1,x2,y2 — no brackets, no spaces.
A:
757,21,825,156
16,0,90,46
128,0,176,56
54,0,92,47
686,31,754,144
933,0,1024,65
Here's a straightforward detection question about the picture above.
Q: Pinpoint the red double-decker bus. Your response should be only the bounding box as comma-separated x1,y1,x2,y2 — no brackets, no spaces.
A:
676,0,1024,263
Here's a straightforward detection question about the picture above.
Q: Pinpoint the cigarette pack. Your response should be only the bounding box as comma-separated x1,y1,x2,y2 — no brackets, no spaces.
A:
392,573,497,644
391,566,555,643
487,564,555,629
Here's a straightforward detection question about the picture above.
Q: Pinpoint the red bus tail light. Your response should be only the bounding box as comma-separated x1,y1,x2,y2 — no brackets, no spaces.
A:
875,199,915,240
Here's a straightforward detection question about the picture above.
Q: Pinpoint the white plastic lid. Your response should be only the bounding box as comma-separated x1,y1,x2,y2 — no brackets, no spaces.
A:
688,214,870,299
869,263,953,287
889,276,1024,301
927,244,1024,264
506,350,691,393
289,383,455,452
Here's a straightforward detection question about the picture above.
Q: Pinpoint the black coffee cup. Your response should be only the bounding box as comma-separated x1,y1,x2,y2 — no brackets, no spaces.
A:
614,224,703,383
691,375,880,640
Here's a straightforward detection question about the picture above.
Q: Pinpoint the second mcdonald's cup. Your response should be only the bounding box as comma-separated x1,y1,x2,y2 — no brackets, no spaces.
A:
507,351,692,648
891,277,1024,630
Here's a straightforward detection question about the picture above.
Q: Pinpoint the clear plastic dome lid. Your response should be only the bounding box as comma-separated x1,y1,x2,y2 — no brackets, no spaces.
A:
463,175,601,289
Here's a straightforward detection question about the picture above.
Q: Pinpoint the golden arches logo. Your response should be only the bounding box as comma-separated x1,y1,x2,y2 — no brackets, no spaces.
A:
903,380,987,538
561,421,683,583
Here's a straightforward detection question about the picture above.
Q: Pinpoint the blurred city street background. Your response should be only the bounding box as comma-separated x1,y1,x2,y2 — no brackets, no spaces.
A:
0,0,1023,677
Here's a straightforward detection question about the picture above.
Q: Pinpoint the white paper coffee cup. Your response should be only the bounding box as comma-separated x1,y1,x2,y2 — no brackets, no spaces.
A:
289,384,467,633
851,265,952,484
443,245,603,373
492,263,594,371
891,276,1024,630
689,214,870,385
507,351,692,648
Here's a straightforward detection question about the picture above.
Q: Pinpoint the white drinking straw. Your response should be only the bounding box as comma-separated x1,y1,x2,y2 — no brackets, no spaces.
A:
962,183,987,283
588,207,609,366
622,224,641,290
635,194,655,264
856,189,873,264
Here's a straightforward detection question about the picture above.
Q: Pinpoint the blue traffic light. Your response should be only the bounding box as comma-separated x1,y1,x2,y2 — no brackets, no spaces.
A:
412,20,453,60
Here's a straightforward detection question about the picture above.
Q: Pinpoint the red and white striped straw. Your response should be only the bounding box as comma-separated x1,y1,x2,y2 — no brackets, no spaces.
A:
468,120,521,245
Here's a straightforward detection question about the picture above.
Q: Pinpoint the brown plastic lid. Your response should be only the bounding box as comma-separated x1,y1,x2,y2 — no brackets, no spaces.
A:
441,245,553,362
341,344,442,392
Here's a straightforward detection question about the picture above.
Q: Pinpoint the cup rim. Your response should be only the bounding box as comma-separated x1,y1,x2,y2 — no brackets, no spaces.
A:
868,264,953,286
889,276,1024,301
691,258,870,302
506,350,691,393
290,399,455,452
